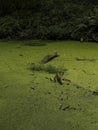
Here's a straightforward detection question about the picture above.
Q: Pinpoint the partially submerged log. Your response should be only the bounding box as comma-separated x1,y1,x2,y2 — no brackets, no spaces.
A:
40,52,59,64
76,57,97,62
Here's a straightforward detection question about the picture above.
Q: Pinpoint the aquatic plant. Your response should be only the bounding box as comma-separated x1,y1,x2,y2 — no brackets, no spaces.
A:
30,63,67,74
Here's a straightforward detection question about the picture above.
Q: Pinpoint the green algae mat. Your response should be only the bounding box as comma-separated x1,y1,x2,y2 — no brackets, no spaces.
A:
0,40,98,130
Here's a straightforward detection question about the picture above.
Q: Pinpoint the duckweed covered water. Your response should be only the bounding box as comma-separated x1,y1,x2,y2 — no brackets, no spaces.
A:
0,40,98,130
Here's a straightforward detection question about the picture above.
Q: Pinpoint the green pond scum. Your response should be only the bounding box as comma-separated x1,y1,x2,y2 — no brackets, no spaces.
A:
0,40,98,130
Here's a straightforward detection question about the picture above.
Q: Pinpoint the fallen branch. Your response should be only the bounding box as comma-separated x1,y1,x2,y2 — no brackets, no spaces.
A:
92,91,98,95
40,52,59,64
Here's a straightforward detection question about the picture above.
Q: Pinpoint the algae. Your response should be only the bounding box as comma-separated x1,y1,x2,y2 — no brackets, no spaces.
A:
0,40,98,130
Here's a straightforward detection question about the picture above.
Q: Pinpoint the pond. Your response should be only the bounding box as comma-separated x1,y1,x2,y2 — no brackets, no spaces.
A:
0,40,98,130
